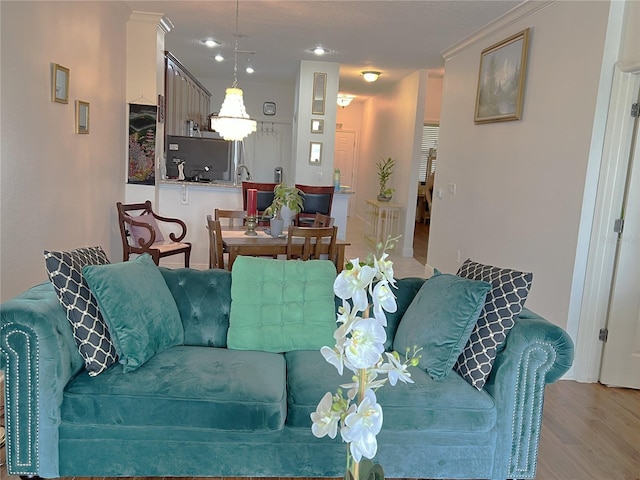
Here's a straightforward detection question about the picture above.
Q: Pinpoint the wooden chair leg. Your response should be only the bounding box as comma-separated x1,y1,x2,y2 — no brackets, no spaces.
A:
184,250,190,268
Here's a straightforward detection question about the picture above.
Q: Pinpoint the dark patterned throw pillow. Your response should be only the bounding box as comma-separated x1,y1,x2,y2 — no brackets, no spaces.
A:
44,246,118,376
454,259,533,390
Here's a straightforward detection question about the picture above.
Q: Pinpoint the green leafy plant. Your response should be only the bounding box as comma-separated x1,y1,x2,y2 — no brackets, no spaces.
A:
376,157,395,198
264,182,304,219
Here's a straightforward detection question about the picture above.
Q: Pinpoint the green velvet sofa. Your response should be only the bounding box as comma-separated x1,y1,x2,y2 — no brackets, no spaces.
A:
1,264,573,480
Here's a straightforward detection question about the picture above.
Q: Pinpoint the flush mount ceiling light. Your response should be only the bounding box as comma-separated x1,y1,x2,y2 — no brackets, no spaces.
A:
245,66,255,74
214,54,224,62
201,39,219,48
210,0,256,141
362,71,381,82
312,46,329,56
337,94,356,108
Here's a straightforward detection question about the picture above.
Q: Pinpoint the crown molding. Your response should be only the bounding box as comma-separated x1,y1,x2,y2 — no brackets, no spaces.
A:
129,11,173,33
442,0,556,61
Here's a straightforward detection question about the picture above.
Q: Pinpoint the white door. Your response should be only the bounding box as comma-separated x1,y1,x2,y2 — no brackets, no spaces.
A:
600,96,640,389
334,131,357,217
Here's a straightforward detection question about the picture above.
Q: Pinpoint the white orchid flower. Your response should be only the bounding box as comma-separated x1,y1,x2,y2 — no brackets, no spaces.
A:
377,352,414,386
321,346,345,375
374,253,396,287
334,259,377,312
372,280,397,327
344,318,386,369
340,389,383,461
311,392,340,439
334,301,358,341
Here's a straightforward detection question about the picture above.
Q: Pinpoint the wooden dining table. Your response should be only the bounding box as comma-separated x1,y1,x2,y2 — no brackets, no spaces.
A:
221,226,350,271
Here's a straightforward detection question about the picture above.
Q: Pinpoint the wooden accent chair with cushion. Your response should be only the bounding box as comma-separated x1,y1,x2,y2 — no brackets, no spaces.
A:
286,225,338,268
242,181,277,226
117,201,191,267
294,184,334,227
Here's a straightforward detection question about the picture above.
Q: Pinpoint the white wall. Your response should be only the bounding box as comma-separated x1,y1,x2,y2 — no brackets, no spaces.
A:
0,2,128,301
429,1,611,329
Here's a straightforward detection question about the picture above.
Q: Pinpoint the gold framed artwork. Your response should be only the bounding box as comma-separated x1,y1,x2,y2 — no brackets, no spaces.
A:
474,28,530,124
311,118,324,134
312,72,327,115
309,142,323,165
52,63,70,104
75,101,90,134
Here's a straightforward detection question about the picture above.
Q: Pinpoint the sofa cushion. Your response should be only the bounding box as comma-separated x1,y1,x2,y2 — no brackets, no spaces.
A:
393,273,491,380
228,257,337,352
44,246,118,376
285,350,496,433
454,259,533,390
160,267,232,347
382,277,426,350
83,254,184,372
62,346,287,431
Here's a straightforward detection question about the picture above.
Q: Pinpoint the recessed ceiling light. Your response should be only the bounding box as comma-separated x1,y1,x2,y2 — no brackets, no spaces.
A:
310,46,330,56
214,54,224,62
362,71,381,82
246,66,255,74
201,39,219,48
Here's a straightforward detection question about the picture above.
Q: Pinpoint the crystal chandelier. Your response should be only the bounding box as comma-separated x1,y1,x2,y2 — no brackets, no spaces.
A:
210,0,256,141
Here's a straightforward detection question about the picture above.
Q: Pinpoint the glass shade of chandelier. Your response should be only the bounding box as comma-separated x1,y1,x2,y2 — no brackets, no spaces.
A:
210,0,256,141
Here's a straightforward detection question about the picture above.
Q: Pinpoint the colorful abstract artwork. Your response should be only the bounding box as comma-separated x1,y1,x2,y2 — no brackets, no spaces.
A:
128,104,157,185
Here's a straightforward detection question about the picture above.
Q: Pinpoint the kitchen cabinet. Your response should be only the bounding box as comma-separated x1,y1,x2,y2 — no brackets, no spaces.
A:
165,52,211,136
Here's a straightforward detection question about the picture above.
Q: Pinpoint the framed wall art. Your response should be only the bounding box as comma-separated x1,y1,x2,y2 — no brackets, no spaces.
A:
75,101,90,134
312,72,327,115
474,28,530,124
52,63,70,104
309,142,323,165
311,118,324,134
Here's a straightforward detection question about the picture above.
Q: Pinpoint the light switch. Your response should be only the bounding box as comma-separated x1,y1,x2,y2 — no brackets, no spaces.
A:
448,183,457,195
436,188,443,199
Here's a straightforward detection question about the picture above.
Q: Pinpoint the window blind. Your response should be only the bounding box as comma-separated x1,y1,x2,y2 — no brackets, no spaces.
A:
419,125,439,181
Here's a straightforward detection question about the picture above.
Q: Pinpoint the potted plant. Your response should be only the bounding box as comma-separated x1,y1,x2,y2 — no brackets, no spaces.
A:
264,182,304,237
376,156,395,202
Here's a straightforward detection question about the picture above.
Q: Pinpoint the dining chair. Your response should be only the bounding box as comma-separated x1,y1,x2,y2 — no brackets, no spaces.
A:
117,201,191,267
206,215,226,269
286,225,338,268
312,212,335,227
242,181,277,225
214,208,246,226
294,184,334,227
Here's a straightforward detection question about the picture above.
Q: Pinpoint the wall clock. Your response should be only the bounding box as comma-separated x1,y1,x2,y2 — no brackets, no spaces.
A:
263,102,276,116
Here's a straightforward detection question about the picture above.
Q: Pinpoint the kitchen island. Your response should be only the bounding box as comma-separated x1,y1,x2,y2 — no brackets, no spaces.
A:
157,180,353,269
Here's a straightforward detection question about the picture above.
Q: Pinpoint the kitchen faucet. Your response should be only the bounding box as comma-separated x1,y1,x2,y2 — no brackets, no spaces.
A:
235,164,252,183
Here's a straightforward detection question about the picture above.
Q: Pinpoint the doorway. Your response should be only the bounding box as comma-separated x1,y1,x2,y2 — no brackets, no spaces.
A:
413,125,439,264
334,130,357,218
599,80,640,389
576,65,640,388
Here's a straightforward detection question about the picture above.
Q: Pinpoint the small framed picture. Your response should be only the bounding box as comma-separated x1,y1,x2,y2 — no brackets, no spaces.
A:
75,101,90,134
52,63,70,104
309,142,323,165
311,119,324,134
312,72,327,115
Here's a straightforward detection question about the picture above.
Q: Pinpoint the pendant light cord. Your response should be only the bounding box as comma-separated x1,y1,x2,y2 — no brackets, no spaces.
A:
232,0,239,88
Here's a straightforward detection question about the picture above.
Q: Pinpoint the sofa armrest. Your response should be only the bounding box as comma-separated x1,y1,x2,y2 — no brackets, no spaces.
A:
484,308,574,479
0,282,83,477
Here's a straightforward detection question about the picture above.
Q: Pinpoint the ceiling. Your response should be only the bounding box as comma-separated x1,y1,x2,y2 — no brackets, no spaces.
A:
124,0,524,102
